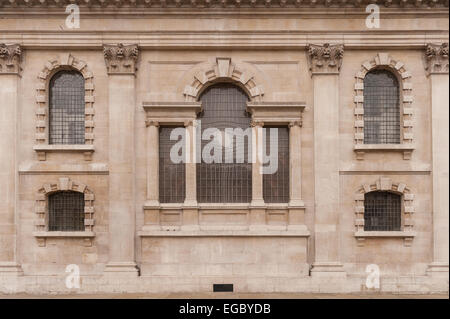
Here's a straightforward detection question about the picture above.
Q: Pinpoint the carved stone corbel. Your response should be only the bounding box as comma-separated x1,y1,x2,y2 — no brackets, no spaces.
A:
425,43,449,75
306,43,344,75
0,43,22,75
103,43,139,75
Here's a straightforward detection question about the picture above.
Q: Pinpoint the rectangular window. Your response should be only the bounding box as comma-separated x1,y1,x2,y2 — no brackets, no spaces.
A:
159,126,186,203
263,126,289,203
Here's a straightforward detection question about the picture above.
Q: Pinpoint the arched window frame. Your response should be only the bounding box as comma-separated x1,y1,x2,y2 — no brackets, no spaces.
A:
33,177,95,247
34,54,95,161
354,177,415,247
141,57,307,234
353,53,414,160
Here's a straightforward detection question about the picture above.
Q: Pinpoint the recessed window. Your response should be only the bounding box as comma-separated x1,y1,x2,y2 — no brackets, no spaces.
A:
159,126,186,203
48,191,85,231
364,191,401,231
197,84,252,203
263,126,289,203
363,70,400,144
49,70,85,144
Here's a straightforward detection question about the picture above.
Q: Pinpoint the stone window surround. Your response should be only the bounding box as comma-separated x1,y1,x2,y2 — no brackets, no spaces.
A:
141,57,308,236
33,177,95,247
354,177,416,247
34,54,95,161
353,53,414,160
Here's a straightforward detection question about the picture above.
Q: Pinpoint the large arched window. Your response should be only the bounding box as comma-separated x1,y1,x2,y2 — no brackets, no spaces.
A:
363,70,400,144
197,84,252,203
48,191,85,231
49,70,85,144
364,191,401,231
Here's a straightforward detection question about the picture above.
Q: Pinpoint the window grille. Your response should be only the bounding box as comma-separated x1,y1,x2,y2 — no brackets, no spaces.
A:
263,126,289,203
48,191,85,231
159,126,186,203
364,191,401,231
49,71,85,144
197,84,252,203
363,70,400,144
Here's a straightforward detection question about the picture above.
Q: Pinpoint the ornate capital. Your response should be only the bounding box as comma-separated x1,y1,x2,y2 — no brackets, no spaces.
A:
0,44,22,75
103,43,139,75
306,43,344,75
250,120,264,128
425,43,449,75
288,120,302,128
145,120,159,127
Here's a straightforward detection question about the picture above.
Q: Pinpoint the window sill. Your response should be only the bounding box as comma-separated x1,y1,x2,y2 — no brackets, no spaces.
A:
354,230,416,247
33,231,95,247
354,144,415,160
34,144,94,161
144,202,301,210
138,228,310,238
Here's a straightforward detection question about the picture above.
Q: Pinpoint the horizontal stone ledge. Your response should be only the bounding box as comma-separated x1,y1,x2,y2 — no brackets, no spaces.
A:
354,231,416,238
354,144,415,151
138,229,310,237
144,203,304,210
33,231,95,238
33,144,95,152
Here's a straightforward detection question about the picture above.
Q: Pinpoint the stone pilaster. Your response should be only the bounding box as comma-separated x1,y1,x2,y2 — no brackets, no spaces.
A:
0,44,23,276
307,43,346,277
103,44,139,276
182,120,199,230
288,120,305,231
249,120,266,230
425,43,449,278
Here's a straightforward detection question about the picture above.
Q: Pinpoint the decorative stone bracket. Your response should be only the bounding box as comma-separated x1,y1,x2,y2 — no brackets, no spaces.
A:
0,43,22,75
425,43,449,75
33,177,95,247
306,43,344,75
103,43,139,75
354,177,415,247
353,53,414,160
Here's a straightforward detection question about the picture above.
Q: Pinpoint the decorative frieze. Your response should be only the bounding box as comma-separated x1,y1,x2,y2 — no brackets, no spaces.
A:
306,43,344,74
425,43,449,75
0,44,22,75
103,43,139,75
0,0,448,8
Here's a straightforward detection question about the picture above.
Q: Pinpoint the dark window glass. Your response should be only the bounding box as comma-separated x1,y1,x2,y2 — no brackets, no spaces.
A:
364,191,401,231
48,191,85,231
197,84,252,203
159,126,186,203
49,71,85,144
363,70,400,144
263,127,289,203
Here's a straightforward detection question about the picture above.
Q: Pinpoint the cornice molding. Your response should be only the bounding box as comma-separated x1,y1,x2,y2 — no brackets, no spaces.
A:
306,43,344,74
0,0,448,8
0,43,22,75
103,43,139,75
425,42,449,75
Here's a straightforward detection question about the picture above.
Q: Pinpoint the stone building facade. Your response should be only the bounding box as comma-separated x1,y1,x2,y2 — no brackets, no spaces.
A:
0,1,448,294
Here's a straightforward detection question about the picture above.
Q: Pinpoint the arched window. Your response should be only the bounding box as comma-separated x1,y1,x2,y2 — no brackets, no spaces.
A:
364,191,401,231
363,70,400,144
48,191,85,231
49,70,85,144
197,84,252,203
